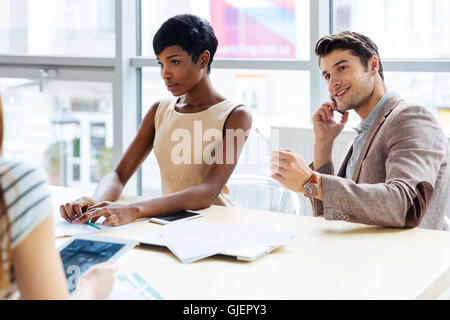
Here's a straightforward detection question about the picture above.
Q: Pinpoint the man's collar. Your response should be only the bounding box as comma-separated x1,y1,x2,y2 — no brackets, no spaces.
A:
353,91,399,134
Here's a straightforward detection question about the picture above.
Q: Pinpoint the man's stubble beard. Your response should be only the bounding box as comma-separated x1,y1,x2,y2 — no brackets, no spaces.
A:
340,73,374,113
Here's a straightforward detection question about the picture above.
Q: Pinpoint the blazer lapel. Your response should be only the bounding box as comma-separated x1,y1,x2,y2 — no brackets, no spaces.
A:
337,146,353,178
351,92,403,182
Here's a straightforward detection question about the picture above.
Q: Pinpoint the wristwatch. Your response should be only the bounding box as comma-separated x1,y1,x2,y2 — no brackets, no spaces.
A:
303,172,320,198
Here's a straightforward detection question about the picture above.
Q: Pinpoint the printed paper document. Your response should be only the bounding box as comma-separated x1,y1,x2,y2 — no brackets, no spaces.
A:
158,221,294,263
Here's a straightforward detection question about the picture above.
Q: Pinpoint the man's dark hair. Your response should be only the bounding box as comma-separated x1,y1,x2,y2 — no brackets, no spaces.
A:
315,31,384,81
153,14,218,73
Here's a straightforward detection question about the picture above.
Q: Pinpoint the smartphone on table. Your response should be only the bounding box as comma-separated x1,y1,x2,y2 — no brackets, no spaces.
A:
149,210,204,225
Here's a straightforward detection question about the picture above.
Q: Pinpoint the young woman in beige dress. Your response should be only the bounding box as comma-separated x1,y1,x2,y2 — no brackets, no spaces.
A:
60,14,252,226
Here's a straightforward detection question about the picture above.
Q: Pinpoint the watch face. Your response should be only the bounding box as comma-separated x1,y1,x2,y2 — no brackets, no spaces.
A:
305,183,319,197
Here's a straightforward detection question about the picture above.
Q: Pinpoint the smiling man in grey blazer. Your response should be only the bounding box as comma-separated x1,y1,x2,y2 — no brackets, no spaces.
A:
271,31,449,231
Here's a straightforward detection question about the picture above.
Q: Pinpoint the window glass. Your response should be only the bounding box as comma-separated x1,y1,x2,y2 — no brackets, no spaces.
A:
385,72,450,134
339,72,450,134
333,0,450,59
331,74,450,136
333,1,450,132
1,78,113,187
141,0,309,60
0,0,115,56
139,67,310,197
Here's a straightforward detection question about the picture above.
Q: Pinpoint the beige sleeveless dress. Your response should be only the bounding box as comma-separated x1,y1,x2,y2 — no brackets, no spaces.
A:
153,98,244,206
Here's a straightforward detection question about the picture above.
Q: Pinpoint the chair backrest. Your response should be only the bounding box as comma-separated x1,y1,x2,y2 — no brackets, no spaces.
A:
227,174,302,215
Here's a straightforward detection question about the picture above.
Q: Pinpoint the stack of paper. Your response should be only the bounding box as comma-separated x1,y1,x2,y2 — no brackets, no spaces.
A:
158,221,294,264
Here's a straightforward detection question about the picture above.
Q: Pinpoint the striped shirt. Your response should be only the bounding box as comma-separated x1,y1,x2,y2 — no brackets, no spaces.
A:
0,159,54,250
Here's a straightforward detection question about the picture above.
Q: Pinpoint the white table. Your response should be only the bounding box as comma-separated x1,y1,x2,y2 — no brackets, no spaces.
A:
51,186,450,300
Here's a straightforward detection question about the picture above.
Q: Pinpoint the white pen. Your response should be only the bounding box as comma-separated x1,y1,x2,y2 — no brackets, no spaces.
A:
255,128,276,150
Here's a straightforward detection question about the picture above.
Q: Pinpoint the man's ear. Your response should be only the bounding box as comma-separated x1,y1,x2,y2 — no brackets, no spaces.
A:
370,55,379,75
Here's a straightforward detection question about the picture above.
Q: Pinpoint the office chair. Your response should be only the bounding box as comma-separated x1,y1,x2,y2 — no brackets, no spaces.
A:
227,174,302,215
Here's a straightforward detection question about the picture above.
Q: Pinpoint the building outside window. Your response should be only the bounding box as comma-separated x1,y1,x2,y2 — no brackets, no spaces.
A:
0,0,448,198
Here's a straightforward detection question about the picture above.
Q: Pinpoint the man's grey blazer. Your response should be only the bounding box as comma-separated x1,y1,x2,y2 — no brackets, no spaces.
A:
311,92,449,231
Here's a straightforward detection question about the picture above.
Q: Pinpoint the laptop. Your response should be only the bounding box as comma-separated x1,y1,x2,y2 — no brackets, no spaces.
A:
134,229,282,262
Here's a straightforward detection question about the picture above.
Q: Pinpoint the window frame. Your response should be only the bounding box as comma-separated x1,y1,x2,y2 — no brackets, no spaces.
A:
0,0,448,196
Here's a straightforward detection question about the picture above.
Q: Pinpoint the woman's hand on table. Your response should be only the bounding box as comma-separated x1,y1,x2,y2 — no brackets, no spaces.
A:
60,196,99,223
72,202,141,226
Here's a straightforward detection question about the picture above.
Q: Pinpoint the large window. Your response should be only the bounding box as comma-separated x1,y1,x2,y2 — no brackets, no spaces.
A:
140,67,310,196
141,0,309,59
333,0,450,59
385,72,450,132
138,0,313,196
0,0,448,197
334,0,450,133
0,0,116,191
1,78,113,188
0,0,115,57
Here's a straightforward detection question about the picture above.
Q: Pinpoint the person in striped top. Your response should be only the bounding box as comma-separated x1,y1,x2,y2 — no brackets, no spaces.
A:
0,96,116,299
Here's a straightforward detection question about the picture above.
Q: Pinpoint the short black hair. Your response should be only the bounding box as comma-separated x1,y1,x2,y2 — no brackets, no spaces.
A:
153,14,218,73
315,31,384,81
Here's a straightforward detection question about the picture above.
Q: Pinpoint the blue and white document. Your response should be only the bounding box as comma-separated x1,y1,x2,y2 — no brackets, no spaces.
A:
108,271,164,300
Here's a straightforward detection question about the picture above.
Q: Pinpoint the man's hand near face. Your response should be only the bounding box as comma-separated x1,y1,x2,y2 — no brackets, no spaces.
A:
312,101,349,170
